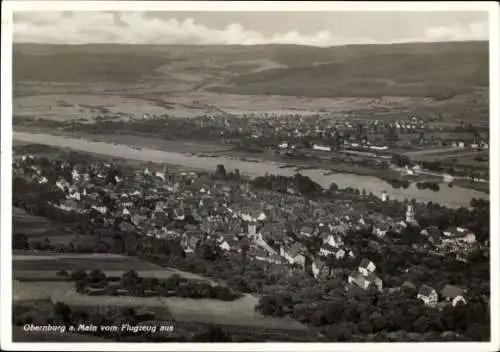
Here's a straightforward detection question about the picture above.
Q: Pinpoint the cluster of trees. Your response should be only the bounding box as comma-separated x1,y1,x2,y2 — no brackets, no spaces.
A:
390,153,411,167
416,182,441,192
256,265,489,341
251,173,323,197
470,198,489,209
144,246,284,295
385,178,411,189
65,269,241,301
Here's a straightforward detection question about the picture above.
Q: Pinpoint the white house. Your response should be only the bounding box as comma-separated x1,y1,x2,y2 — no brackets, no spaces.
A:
280,243,306,268
348,271,383,291
324,234,340,248
381,191,388,202
68,191,81,201
312,144,331,152
319,244,336,257
417,285,438,307
71,169,80,180
91,205,108,214
38,176,49,184
373,224,389,238
358,259,376,276
218,240,231,252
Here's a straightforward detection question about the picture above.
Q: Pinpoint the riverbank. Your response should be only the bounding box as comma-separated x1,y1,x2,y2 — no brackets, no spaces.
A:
13,131,489,207
14,126,488,194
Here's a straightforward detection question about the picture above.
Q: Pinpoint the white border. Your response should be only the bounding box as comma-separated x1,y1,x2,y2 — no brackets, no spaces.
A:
1,1,499,352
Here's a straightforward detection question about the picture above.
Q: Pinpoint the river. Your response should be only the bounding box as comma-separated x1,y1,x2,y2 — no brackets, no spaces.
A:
14,132,489,208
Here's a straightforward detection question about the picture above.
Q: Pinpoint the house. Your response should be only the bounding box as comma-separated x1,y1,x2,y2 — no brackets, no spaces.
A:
428,232,443,247
56,178,71,191
444,226,471,238
313,144,331,152
440,285,467,306
91,205,108,215
281,243,306,268
401,280,417,291
217,234,239,252
323,234,341,248
278,142,289,149
390,220,406,234
381,191,388,202
335,248,346,260
299,226,314,238
373,223,390,238
181,235,200,253
57,199,80,213
358,259,376,276
253,248,281,264
319,243,337,257
365,272,383,291
218,240,231,251
311,258,329,279
443,227,476,249
348,271,383,291
417,285,438,307
420,226,441,237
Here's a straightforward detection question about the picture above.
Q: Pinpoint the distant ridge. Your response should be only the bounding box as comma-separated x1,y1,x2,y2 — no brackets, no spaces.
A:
13,41,488,98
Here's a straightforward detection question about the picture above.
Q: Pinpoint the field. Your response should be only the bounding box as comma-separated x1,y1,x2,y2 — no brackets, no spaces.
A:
12,251,309,334
13,252,166,272
13,41,489,123
404,148,490,169
13,92,447,121
158,295,306,330
13,207,77,241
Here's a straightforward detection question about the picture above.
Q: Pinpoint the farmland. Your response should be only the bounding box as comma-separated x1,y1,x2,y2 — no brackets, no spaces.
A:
12,251,311,336
13,207,77,241
14,41,489,123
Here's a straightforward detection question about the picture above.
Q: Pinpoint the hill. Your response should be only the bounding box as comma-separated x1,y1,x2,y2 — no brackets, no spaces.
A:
13,41,488,98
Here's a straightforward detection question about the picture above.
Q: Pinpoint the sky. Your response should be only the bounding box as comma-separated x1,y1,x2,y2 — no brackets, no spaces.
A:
13,11,489,46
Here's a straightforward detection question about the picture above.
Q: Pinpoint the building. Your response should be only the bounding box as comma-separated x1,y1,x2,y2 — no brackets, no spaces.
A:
312,144,331,152
280,243,306,268
417,285,438,307
440,285,467,307
348,271,383,291
420,226,441,238
319,243,337,257
381,191,388,202
311,258,329,279
358,259,376,276
406,205,415,223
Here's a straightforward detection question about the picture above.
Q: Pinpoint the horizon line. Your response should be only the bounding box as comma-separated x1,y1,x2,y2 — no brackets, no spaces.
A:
12,39,489,48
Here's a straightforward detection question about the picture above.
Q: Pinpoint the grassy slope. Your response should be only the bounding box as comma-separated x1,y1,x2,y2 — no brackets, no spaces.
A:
211,42,489,98
14,41,488,98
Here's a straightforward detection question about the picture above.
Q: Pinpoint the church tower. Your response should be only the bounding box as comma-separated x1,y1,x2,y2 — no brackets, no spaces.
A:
406,205,415,223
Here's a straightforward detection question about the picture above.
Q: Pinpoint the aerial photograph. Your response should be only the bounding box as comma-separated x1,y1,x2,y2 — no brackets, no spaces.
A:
5,3,495,346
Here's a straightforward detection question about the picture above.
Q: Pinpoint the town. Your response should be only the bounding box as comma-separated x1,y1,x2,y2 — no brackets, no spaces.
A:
12,145,490,341
8,8,492,345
